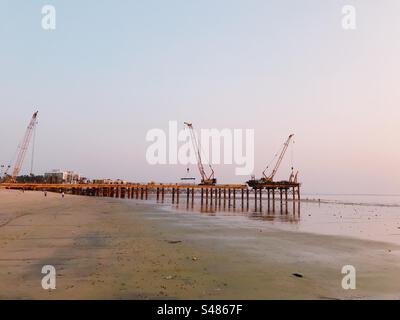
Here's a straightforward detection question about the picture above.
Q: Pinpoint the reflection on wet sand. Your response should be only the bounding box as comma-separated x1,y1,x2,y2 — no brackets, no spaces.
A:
134,191,400,247
153,193,301,224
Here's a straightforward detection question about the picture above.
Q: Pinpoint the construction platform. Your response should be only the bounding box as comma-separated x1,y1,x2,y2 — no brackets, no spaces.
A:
0,182,301,210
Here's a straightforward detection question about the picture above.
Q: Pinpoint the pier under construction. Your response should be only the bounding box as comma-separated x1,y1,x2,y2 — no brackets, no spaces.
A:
1,112,301,212
0,182,301,211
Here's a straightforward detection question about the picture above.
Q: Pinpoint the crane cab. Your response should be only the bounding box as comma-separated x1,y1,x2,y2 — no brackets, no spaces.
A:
199,178,217,186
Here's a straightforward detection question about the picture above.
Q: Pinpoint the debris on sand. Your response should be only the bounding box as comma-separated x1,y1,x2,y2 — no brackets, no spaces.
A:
165,240,182,244
292,273,304,278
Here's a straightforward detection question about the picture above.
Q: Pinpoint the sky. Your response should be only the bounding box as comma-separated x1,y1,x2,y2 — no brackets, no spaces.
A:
1,0,399,194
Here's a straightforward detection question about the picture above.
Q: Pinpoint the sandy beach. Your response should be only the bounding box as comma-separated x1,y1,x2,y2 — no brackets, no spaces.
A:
1,189,400,299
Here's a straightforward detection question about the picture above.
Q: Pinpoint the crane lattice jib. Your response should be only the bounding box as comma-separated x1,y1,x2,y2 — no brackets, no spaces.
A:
11,111,38,179
264,134,294,180
184,122,215,182
184,122,206,181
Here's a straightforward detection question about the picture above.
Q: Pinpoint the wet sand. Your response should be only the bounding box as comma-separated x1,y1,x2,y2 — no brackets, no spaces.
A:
1,189,400,299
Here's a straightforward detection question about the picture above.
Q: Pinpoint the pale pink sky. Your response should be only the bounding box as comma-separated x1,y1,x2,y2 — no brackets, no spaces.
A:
0,1,399,194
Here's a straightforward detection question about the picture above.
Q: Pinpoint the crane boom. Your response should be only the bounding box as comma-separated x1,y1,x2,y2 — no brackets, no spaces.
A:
9,111,38,182
263,134,294,181
184,122,216,185
247,134,297,189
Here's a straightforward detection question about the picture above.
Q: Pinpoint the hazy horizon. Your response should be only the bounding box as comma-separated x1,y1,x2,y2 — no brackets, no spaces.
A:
1,1,399,194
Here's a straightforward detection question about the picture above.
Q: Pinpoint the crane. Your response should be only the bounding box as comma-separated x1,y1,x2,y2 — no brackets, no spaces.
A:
3,111,39,183
247,134,294,188
184,122,217,185
262,134,294,182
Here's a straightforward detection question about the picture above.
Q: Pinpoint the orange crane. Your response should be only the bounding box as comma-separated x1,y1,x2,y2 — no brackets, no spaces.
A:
3,111,39,183
262,134,294,182
184,122,217,185
247,134,294,188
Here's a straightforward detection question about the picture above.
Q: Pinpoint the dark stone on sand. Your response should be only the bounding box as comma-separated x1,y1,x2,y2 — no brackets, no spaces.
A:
292,273,304,278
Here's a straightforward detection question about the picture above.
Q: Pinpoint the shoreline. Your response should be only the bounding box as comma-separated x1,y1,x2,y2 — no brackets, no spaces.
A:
1,189,400,299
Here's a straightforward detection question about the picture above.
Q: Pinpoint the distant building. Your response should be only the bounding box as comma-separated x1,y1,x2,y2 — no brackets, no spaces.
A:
44,170,81,184
93,179,114,184
44,171,129,185
44,170,66,184
92,179,127,184
79,177,89,184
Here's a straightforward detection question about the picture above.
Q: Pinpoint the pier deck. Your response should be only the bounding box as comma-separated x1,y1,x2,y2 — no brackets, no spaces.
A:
0,182,301,209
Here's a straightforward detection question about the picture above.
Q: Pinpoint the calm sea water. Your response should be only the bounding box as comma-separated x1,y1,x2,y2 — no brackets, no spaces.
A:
303,194,400,207
140,193,400,245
